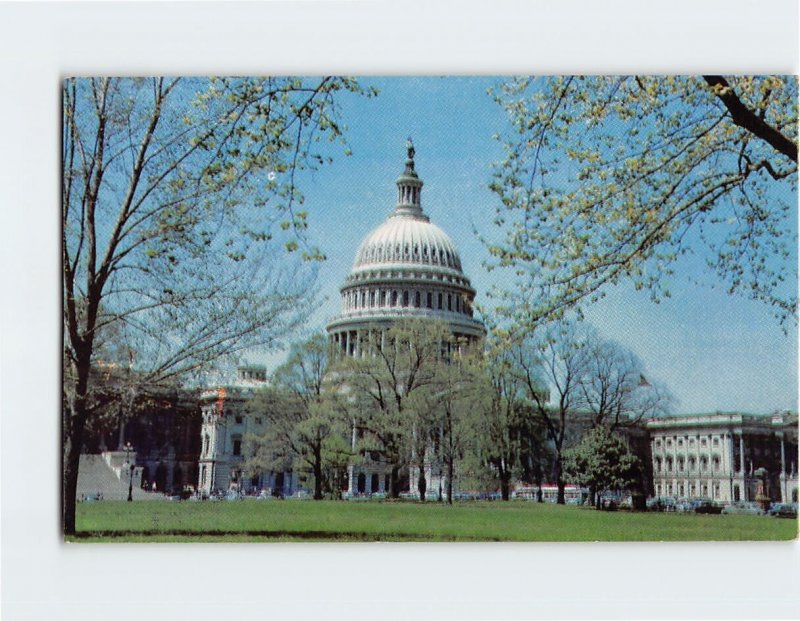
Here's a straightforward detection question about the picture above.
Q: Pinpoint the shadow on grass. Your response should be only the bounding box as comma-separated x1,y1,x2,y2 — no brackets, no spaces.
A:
69,529,502,542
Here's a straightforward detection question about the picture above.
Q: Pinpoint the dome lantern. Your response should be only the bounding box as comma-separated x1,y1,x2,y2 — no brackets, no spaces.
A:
394,138,425,219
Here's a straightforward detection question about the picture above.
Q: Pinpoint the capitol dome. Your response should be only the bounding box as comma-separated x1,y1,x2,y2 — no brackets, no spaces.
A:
327,141,485,356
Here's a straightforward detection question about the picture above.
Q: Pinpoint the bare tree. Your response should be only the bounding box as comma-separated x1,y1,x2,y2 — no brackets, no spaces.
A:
577,335,673,430
62,76,370,534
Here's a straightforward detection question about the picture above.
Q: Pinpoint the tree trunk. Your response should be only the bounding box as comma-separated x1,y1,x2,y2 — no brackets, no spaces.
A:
313,450,323,500
63,355,91,536
500,470,511,501
555,457,565,504
390,465,400,499
417,463,427,502
446,458,454,505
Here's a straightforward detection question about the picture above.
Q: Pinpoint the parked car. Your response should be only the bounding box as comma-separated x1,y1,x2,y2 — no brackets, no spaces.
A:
647,497,676,512
722,501,765,516
769,503,798,519
693,499,723,514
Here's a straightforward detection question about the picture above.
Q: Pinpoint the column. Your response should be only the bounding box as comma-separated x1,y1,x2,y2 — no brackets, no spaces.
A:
345,331,351,357
739,435,745,473
780,435,787,502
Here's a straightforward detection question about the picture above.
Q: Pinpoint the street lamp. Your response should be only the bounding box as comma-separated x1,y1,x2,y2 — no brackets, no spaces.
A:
125,441,134,502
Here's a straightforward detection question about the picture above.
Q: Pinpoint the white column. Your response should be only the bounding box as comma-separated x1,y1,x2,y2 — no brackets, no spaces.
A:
739,435,745,474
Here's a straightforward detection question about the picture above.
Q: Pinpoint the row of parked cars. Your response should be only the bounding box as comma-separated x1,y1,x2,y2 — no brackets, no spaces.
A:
646,496,798,518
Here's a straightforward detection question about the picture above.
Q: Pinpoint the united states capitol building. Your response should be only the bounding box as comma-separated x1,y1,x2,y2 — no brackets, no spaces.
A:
78,145,799,507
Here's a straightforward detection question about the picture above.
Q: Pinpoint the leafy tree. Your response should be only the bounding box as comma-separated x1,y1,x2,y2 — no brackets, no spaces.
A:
409,348,484,503
244,334,351,500
331,319,449,498
488,76,798,328
563,426,642,510
62,76,370,534
470,338,531,501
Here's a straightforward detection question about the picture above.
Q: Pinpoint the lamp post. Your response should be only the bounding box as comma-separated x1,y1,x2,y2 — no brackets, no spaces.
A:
125,441,134,502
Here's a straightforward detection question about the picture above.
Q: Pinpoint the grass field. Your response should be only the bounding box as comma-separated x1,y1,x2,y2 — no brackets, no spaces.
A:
71,499,799,542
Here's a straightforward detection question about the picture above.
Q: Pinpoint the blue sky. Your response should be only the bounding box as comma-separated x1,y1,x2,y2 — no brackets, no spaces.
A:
255,76,797,415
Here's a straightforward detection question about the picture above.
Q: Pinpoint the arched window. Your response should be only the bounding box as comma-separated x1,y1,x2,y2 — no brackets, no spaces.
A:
380,290,386,306
402,291,409,307
427,292,433,308
357,472,366,494
414,291,420,308
391,291,398,306
447,293,452,311
370,473,379,494
438,293,443,309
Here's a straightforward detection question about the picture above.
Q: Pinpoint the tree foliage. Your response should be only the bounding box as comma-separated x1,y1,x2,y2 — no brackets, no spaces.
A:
488,75,798,328
62,76,370,533
330,319,451,498
244,334,351,500
563,426,642,509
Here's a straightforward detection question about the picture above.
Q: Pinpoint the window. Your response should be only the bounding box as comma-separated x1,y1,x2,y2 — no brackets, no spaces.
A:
701,437,708,447
426,292,432,308
402,290,409,307
233,439,242,456
688,456,696,472
391,291,398,306
380,291,386,306
666,438,672,448
447,293,452,311
655,439,661,449
666,457,673,473
438,293,443,309
678,457,685,472
414,291,420,308
712,437,720,447
678,438,684,448
235,415,243,424
712,457,720,472
700,456,708,472
255,417,262,425
655,457,662,472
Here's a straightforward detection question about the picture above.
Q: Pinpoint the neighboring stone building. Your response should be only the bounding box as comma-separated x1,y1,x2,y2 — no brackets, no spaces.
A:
196,365,299,496
79,370,201,496
326,141,486,497
647,412,798,503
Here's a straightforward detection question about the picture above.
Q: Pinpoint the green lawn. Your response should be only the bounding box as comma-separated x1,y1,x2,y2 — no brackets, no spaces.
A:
70,499,798,542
